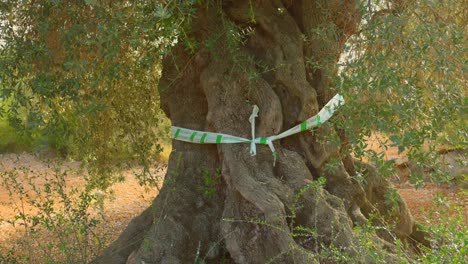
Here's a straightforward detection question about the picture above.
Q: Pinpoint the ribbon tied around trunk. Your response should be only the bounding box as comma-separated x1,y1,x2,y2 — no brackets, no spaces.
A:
171,93,344,166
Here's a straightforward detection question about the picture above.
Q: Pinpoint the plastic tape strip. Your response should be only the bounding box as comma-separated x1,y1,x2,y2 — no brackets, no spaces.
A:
171,93,344,165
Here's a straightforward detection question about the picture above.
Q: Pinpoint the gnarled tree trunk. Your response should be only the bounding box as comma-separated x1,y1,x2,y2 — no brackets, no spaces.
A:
95,1,423,263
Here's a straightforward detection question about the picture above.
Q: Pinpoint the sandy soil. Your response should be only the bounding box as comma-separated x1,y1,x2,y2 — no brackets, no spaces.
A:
0,153,160,246
0,141,466,255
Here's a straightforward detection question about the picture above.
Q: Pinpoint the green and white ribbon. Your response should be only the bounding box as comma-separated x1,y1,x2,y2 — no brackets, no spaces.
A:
172,93,344,164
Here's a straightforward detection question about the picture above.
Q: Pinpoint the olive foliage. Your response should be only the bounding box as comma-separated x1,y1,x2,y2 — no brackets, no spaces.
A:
336,0,466,184
0,0,194,187
0,0,465,188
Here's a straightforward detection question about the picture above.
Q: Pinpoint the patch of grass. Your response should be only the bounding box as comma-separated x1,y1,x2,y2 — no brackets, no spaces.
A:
157,143,172,162
0,119,34,153
417,194,467,263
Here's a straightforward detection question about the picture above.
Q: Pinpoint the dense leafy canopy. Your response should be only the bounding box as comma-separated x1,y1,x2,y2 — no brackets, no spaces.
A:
337,0,466,184
0,0,195,187
0,0,465,188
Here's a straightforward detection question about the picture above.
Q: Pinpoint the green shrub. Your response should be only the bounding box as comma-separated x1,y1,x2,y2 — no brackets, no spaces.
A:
417,195,467,264
0,158,109,263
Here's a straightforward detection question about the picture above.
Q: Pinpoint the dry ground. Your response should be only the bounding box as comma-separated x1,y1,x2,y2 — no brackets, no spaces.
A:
0,153,160,249
364,133,467,222
0,138,466,259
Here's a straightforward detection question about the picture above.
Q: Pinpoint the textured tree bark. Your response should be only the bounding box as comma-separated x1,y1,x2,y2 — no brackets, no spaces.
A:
95,1,424,263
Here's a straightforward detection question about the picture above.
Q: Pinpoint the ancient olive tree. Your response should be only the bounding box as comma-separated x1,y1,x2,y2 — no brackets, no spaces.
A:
98,1,462,263
1,0,465,263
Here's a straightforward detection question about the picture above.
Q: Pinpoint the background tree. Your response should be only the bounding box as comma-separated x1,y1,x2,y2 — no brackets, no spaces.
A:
0,0,465,263
0,0,174,187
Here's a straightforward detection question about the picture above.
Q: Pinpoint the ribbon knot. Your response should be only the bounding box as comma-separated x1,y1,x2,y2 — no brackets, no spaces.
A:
249,105,259,156
248,105,277,165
